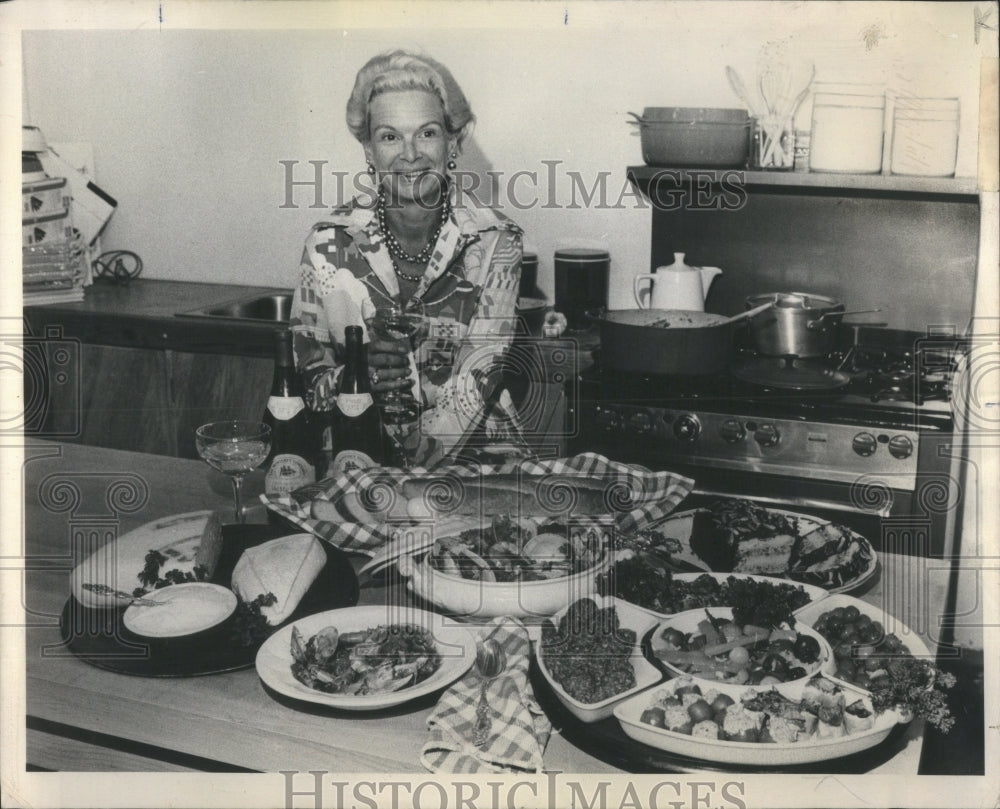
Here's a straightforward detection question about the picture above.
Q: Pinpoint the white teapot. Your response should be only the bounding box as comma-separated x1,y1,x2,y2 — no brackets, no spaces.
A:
633,252,722,312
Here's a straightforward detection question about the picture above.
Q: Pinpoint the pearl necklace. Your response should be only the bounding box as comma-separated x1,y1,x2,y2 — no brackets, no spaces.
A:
376,188,451,266
389,258,425,284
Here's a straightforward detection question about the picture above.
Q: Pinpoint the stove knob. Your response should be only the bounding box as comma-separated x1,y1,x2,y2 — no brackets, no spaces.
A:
719,419,746,444
595,406,621,432
628,410,653,435
852,432,878,457
753,423,781,448
888,434,914,459
673,414,701,442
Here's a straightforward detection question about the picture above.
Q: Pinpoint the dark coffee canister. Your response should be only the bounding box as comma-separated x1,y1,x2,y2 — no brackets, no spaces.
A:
518,252,539,298
554,248,610,331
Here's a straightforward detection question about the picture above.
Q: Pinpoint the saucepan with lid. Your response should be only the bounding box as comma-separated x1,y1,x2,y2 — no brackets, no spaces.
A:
744,292,882,357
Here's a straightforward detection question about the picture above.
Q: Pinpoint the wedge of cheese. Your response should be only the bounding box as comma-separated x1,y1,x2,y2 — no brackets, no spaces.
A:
230,534,326,625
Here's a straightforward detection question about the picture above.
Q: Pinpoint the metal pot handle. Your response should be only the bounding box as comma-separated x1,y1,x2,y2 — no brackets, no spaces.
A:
807,308,883,330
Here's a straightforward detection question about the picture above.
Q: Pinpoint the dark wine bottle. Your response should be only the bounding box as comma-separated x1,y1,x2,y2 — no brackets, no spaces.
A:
263,329,317,495
329,325,384,475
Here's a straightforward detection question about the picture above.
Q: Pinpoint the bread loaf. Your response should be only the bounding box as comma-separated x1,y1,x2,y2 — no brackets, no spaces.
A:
401,473,637,517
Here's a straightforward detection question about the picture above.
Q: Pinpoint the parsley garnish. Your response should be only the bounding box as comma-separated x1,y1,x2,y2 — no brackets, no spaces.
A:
132,549,207,597
230,593,279,647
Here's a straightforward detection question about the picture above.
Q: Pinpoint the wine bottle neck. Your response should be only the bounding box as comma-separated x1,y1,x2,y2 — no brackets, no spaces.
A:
271,330,303,398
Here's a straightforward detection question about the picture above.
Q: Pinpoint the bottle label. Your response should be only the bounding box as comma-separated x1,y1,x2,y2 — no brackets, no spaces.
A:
336,393,374,418
265,453,316,495
330,449,376,477
267,396,305,421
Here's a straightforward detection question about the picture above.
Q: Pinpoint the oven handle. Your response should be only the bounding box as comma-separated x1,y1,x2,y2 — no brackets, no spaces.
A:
690,488,893,519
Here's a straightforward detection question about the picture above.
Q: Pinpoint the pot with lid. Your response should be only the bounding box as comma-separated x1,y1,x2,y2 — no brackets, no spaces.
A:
744,292,847,357
587,308,734,375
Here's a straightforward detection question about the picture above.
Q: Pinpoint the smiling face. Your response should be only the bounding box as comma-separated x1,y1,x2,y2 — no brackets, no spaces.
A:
365,89,455,205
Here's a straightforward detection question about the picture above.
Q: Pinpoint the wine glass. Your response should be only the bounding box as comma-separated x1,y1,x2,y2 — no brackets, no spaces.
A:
195,420,272,523
362,298,429,467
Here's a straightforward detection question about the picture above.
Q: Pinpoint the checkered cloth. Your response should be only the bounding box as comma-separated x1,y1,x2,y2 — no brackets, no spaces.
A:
260,453,694,557
422,618,549,773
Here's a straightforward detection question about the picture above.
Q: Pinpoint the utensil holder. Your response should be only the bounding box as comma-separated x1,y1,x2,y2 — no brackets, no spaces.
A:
751,116,795,170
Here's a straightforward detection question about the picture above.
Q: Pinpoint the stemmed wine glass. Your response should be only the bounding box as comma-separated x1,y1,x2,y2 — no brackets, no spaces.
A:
362,298,429,467
195,420,272,523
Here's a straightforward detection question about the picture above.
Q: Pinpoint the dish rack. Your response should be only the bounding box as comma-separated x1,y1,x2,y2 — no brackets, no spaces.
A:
22,230,90,304
22,174,91,305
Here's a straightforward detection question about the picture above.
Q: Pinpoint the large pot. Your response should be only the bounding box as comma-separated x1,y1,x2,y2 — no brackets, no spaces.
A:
744,292,845,357
587,308,734,375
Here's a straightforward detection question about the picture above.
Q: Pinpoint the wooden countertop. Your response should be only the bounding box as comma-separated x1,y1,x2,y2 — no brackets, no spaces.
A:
20,440,930,776
23,279,291,357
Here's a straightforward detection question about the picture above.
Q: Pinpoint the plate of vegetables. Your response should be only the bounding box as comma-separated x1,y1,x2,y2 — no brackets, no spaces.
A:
614,674,907,766
255,606,477,710
649,607,831,688
794,594,956,733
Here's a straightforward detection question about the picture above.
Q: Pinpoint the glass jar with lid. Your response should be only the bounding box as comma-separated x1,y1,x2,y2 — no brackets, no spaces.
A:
890,97,960,177
809,83,886,174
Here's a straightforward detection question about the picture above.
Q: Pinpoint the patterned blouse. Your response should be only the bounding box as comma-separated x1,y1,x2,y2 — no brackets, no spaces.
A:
289,187,523,466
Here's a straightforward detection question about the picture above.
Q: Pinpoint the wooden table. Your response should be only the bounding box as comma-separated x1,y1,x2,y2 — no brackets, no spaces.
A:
21,441,926,773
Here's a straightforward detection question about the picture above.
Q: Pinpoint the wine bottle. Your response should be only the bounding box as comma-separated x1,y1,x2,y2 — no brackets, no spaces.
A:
329,325,384,475
263,329,317,495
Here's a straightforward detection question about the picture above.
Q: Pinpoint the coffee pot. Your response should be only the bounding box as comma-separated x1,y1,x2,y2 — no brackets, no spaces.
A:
633,252,722,312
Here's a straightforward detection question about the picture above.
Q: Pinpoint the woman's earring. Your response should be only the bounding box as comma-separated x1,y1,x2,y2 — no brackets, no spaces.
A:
447,152,457,171
367,160,376,176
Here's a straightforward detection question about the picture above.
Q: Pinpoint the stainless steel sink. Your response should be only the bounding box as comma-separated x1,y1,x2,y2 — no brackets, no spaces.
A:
177,291,293,324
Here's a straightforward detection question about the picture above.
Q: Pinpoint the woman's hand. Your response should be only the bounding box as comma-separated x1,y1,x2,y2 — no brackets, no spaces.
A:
366,337,415,393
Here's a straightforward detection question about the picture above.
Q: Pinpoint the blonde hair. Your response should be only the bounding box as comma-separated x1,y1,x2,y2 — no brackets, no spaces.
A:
346,50,475,149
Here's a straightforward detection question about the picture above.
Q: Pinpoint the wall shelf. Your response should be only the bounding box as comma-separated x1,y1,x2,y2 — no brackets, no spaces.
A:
627,165,979,199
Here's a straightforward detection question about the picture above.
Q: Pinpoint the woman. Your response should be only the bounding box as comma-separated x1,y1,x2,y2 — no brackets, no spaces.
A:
289,49,523,467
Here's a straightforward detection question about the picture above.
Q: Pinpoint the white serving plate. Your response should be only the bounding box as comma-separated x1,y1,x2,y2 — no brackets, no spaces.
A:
535,596,663,723
649,606,834,688
650,506,879,594
618,570,830,621
255,606,477,711
123,582,237,639
71,510,215,609
614,675,905,766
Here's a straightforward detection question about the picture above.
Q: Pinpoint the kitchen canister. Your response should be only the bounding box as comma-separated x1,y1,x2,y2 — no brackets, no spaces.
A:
890,98,960,177
518,251,539,298
554,247,610,332
809,83,886,174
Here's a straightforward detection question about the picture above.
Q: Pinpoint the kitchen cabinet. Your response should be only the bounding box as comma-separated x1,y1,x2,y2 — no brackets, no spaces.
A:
23,281,584,460
37,342,271,459
167,350,272,458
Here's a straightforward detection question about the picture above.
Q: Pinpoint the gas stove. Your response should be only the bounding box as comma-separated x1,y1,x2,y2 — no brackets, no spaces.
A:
573,330,964,489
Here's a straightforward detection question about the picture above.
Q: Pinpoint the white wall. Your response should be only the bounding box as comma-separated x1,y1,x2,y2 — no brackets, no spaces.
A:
19,2,991,306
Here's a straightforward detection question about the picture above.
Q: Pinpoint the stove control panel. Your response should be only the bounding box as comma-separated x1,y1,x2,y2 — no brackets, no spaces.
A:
585,404,920,487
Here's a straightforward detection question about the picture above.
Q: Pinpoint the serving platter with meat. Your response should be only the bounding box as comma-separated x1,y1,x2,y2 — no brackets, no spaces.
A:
649,499,878,593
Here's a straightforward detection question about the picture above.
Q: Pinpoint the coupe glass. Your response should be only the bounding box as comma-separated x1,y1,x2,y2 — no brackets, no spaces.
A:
195,420,271,523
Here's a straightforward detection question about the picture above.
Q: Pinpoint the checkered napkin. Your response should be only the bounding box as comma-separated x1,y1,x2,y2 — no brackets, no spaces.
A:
422,618,550,774
260,453,695,557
